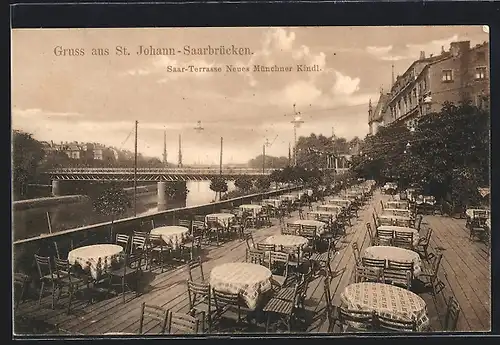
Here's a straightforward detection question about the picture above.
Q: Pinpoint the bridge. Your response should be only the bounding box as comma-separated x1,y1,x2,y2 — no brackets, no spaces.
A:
42,167,275,182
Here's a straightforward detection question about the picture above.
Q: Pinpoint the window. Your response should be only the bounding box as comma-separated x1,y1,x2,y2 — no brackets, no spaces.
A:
442,69,453,82
476,51,486,62
475,67,487,80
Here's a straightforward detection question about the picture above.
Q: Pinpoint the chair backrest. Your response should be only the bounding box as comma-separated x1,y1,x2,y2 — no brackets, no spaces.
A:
380,200,384,210
376,313,416,332
131,235,147,253
138,302,169,334
366,223,373,240
424,228,433,243
432,253,444,275
256,243,275,252
149,234,166,249
269,251,289,276
392,237,413,250
167,310,199,334
177,219,192,229
376,229,394,238
361,257,386,269
34,254,53,279
116,234,130,251
212,288,240,308
186,256,204,281
383,268,412,289
352,242,361,264
299,225,316,238
244,233,255,249
355,265,382,283
246,248,265,265
134,230,150,238
186,279,210,311
445,296,461,331
192,220,205,230
394,231,413,241
53,257,73,281
387,260,414,273
285,223,301,235
338,306,375,328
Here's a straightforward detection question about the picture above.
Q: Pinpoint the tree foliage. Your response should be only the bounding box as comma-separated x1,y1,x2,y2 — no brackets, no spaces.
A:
12,131,45,200
255,176,272,191
351,101,490,206
91,183,131,221
234,176,254,192
209,176,228,201
248,155,289,169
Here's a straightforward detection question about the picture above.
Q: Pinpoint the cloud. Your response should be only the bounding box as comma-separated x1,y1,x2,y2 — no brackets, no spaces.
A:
332,71,360,95
12,108,82,118
366,45,393,56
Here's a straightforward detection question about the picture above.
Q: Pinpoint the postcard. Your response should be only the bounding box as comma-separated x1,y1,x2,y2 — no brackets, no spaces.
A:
12,26,490,335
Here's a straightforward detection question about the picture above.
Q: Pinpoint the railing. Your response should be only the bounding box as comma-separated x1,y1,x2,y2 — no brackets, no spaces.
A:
43,167,275,175
13,185,302,276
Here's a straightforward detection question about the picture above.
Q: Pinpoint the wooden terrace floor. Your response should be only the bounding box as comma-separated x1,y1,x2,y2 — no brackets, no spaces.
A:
14,190,491,335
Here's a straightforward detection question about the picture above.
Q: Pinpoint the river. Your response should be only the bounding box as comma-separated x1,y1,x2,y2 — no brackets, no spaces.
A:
13,181,235,241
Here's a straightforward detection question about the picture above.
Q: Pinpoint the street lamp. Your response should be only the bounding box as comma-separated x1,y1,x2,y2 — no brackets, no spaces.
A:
290,104,304,167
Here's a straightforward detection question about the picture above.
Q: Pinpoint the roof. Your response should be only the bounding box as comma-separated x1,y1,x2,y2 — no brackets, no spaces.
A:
369,93,390,123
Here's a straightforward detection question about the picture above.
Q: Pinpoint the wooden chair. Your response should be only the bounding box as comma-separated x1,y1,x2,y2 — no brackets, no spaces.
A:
180,235,203,262
355,265,383,283
387,260,414,275
323,276,335,332
246,248,266,266
299,225,318,251
262,281,299,332
309,238,336,277
268,251,290,291
366,223,374,242
283,223,300,235
211,288,246,325
392,236,414,251
187,280,211,332
107,252,143,303
192,220,206,237
130,235,148,262
336,306,376,333
376,313,417,332
138,302,168,334
167,310,200,334
469,218,487,241
115,234,130,253
177,219,192,229
415,228,432,260
443,296,461,331
148,234,170,272
54,257,87,314
352,242,361,266
376,229,394,239
14,273,30,308
419,252,444,295
383,269,412,290
186,256,205,282
244,233,255,250
34,254,58,309
378,217,393,226
361,257,386,269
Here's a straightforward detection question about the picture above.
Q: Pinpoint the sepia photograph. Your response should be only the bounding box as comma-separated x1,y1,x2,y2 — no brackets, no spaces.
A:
11,25,490,335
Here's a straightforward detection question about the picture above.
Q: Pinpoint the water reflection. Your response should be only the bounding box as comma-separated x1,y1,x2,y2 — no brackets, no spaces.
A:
13,180,236,241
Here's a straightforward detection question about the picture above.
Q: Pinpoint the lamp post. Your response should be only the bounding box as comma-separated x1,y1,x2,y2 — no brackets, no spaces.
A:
290,104,304,167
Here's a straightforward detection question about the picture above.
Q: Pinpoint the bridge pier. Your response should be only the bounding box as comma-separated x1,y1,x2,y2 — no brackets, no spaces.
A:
51,180,61,197
157,181,168,211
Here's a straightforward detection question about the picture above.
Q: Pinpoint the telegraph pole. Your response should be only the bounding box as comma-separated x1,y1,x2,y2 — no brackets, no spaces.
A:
262,143,266,174
133,120,138,216
219,137,223,175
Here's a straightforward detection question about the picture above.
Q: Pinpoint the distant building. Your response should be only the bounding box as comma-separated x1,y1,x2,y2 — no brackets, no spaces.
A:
369,40,489,131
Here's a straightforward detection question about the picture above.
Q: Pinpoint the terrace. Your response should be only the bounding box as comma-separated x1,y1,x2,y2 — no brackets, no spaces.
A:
13,185,490,335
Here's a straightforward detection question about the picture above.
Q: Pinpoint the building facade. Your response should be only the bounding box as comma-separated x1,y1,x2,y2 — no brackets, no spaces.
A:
369,40,489,131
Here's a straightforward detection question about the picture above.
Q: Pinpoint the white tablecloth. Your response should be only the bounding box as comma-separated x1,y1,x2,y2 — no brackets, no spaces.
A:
317,204,343,214
205,213,235,228
341,282,429,331
377,226,420,246
325,198,351,208
465,208,490,219
293,219,326,235
280,194,297,201
150,226,189,249
210,262,271,310
264,235,308,250
68,244,123,280
307,210,337,221
362,246,422,277
385,201,409,209
239,204,263,217
382,208,411,217
262,198,281,208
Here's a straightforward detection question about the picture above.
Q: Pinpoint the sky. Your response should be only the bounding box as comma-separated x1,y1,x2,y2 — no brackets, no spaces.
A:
11,26,488,165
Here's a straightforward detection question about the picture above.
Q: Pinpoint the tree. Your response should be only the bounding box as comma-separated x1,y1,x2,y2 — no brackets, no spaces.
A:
91,183,131,238
248,155,289,169
209,176,228,201
255,176,271,191
12,131,45,200
234,176,254,193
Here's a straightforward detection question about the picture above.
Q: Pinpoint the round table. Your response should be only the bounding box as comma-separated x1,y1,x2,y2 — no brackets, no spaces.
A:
68,244,123,280
264,234,308,250
385,201,409,209
205,213,235,228
280,194,297,201
150,226,189,249
341,282,429,331
377,225,420,246
362,246,422,277
318,204,343,213
293,219,326,235
325,199,351,207
262,198,281,208
239,204,263,217
210,262,272,310
307,210,337,221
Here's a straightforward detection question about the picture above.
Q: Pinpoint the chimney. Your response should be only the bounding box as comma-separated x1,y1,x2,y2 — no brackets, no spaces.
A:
51,140,54,146
419,51,425,60
450,41,470,57
441,45,445,54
